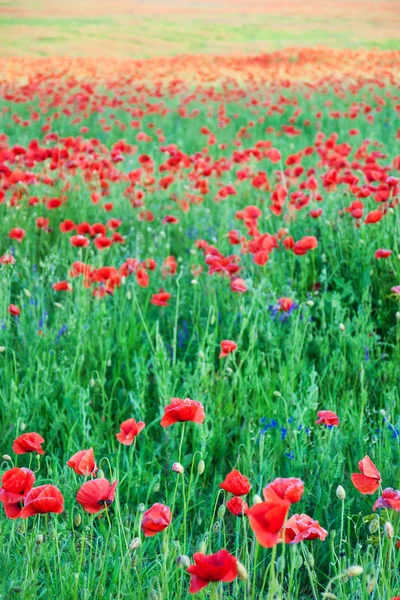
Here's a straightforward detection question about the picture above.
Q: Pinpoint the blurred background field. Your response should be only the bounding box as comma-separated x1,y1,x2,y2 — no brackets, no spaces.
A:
1,0,399,58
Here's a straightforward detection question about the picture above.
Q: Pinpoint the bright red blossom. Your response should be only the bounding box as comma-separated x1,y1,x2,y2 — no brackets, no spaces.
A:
316,410,339,427
219,340,237,358
160,398,205,427
141,503,172,536
263,478,304,504
76,478,118,514
220,470,251,496
67,448,97,476
187,549,238,594
116,418,145,445
21,485,64,518
246,500,291,547
12,432,45,455
351,455,381,495
282,513,328,543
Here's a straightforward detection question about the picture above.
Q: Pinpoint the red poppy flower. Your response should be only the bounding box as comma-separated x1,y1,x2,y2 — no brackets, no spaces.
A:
116,418,145,445
246,500,291,547
8,228,26,242
53,281,73,292
8,304,20,317
67,448,97,476
373,488,400,512
278,297,295,312
12,432,45,455
160,398,205,427
150,289,171,307
282,513,328,543
21,484,64,518
226,496,249,517
220,470,251,496
392,286,400,295
141,503,172,536
365,210,383,224
316,410,339,427
187,549,238,594
76,478,118,514
292,236,318,256
70,235,90,248
219,340,237,358
375,249,392,259
0,467,35,506
230,277,248,293
351,455,381,495
263,478,304,504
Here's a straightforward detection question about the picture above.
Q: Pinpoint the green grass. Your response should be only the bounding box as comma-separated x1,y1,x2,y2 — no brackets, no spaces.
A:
0,63,400,599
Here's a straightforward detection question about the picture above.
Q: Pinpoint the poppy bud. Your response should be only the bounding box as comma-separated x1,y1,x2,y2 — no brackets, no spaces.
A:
384,521,394,539
90,378,95,387
345,566,363,577
306,300,314,307
2,454,11,461
253,494,262,505
36,534,44,544
339,323,345,331
306,552,314,567
213,522,220,533
23,289,31,297
276,556,285,573
396,312,400,321
191,279,198,285
293,554,303,569
197,460,205,475
217,505,226,519
198,541,207,553
176,555,190,568
148,591,159,600
273,391,281,397
129,538,141,551
96,469,105,479
172,462,184,474
126,290,132,300
20,423,26,431
0,346,5,353
321,594,338,600
369,518,379,534
74,513,82,527
236,561,248,581
336,485,346,500
109,537,117,552
153,482,160,493
366,577,376,594
95,557,103,572
138,503,145,512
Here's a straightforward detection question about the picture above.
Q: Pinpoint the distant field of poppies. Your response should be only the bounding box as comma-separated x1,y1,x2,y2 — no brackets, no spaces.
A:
1,49,400,599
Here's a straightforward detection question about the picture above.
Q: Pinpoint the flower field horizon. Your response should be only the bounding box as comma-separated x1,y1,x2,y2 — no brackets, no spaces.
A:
1,44,400,599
